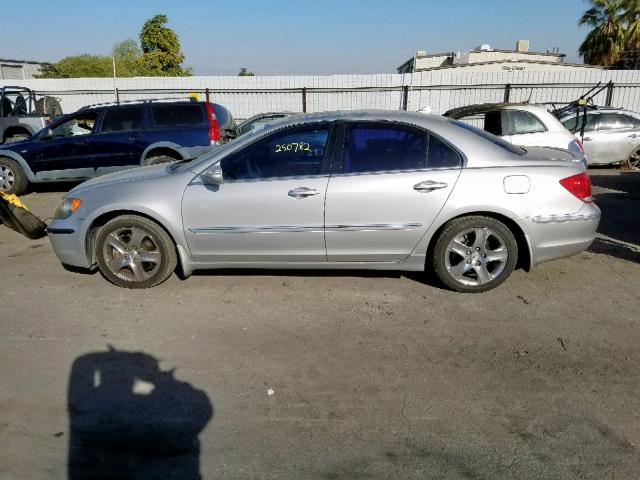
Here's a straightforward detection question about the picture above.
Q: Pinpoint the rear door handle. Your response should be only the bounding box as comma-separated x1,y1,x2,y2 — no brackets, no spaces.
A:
628,134,638,139
413,180,448,193
129,133,142,141
288,187,319,199
583,137,593,141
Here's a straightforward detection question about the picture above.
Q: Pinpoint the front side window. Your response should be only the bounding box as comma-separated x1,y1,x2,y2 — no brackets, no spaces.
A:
152,104,204,126
221,125,330,181
562,113,600,133
50,112,98,138
505,110,546,135
100,106,144,133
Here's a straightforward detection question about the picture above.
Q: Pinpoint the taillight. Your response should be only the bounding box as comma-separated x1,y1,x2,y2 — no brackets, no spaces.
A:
205,103,221,145
44,117,52,125
559,171,592,203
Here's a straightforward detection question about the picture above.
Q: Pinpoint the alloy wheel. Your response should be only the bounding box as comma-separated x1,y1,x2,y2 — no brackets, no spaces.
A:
627,148,640,170
101,226,162,283
0,165,15,191
444,227,509,286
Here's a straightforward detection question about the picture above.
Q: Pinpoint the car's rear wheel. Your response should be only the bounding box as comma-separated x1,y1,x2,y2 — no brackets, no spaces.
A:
144,155,180,166
0,157,28,195
432,216,518,293
625,147,640,170
4,133,30,144
95,215,177,289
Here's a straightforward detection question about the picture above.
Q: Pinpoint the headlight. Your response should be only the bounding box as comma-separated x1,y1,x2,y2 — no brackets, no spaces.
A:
53,198,82,219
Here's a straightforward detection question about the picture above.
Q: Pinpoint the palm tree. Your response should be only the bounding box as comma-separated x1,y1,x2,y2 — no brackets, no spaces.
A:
621,0,640,50
579,0,627,65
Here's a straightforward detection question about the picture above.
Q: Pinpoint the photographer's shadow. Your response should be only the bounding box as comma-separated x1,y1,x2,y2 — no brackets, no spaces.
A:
67,347,213,479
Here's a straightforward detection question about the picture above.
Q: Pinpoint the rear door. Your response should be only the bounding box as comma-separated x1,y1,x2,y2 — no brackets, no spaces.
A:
90,105,147,173
587,113,640,164
324,122,462,262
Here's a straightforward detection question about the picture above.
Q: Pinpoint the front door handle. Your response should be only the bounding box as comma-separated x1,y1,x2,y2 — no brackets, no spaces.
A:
413,180,448,193
628,133,638,139
583,137,593,141
129,133,142,141
288,187,319,199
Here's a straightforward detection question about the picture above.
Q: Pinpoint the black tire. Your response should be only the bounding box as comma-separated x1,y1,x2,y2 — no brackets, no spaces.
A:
0,157,28,195
432,215,518,293
95,215,177,289
144,155,179,166
4,133,31,144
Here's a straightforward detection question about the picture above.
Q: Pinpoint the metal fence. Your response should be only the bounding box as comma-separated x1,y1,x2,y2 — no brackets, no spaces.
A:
2,69,640,120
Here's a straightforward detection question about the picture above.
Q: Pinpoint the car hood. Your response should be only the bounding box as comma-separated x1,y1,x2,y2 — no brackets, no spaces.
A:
69,164,175,195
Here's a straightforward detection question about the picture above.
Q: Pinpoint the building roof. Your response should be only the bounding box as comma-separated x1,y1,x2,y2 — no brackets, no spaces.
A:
0,58,50,65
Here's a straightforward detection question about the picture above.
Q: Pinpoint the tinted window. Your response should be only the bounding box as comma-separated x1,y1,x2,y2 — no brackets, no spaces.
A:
221,125,329,181
451,120,526,156
484,111,505,136
427,135,462,168
506,110,546,135
152,104,204,126
597,113,638,131
342,124,427,173
100,106,144,133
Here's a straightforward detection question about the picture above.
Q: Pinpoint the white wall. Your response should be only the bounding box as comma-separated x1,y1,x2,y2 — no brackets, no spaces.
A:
1,69,639,119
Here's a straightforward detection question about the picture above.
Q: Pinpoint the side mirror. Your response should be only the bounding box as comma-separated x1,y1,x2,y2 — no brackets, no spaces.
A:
201,164,224,185
39,127,53,140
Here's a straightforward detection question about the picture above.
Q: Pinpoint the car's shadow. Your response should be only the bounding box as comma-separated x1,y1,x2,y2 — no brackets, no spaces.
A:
67,347,213,480
590,171,640,263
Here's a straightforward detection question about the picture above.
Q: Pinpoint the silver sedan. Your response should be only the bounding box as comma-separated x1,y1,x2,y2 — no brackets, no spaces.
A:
48,110,600,293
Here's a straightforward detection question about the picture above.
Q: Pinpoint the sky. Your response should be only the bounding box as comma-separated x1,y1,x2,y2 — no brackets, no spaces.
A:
3,0,591,75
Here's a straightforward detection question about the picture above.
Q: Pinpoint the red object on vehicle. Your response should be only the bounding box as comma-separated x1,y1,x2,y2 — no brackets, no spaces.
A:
574,138,585,153
559,171,592,203
205,103,221,145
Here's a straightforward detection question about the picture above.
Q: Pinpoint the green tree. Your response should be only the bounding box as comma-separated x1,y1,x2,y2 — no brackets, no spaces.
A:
579,0,640,66
238,67,255,76
36,54,112,78
112,38,143,77
139,14,191,76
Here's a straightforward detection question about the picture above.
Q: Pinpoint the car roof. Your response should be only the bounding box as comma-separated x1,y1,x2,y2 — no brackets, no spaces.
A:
556,106,637,119
443,102,550,119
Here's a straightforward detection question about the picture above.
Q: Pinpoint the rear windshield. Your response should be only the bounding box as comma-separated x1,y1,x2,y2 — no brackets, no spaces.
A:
450,119,526,156
152,104,204,126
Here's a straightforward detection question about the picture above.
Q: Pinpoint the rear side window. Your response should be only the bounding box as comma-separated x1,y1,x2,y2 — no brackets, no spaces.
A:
100,106,144,133
452,120,526,156
596,113,638,131
505,110,546,135
341,123,461,173
342,124,426,173
152,104,204,126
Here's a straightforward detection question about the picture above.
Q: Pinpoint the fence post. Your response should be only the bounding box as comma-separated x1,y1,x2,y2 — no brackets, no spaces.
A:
205,88,210,103
402,85,409,111
115,88,120,104
504,83,511,103
302,87,307,113
605,82,614,106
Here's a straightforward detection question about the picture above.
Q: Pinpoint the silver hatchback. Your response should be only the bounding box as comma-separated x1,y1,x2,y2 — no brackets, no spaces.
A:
48,110,600,293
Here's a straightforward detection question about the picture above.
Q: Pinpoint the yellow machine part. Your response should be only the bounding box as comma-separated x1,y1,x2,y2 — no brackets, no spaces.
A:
0,192,30,212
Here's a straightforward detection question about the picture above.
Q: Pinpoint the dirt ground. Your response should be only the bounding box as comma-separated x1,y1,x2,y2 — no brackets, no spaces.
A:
0,168,639,479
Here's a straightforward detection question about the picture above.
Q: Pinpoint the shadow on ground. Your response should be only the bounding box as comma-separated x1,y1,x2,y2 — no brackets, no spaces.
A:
67,347,213,479
590,172,640,263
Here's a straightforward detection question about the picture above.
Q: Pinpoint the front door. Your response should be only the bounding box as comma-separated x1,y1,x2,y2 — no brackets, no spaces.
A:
325,122,462,262
182,123,335,263
27,111,99,180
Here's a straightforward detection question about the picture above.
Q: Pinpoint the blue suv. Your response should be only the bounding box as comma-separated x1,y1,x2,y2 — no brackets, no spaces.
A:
0,99,235,195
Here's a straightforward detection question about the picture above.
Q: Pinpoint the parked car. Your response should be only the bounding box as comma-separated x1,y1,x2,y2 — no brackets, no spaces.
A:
48,110,598,293
444,103,586,166
0,98,236,195
237,112,296,136
555,107,640,168
0,86,62,144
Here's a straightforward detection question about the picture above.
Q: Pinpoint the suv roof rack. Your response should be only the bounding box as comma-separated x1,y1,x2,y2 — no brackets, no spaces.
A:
78,96,200,111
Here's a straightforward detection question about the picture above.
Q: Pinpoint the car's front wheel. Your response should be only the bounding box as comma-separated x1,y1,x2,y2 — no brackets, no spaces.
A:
432,215,518,293
95,215,177,288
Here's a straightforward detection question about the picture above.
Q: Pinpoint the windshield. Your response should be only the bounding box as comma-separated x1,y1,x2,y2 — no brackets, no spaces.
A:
450,119,526,156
